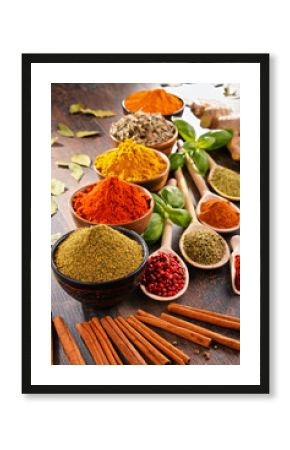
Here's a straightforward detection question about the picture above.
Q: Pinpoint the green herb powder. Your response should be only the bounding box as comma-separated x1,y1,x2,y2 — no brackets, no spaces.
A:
54,225,143,282
183,230,225,265
210,167,240,198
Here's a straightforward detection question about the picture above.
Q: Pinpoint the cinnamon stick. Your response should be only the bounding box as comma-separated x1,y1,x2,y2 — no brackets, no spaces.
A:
101,316,147,365
161,313,240,351
167,304,240,330
115,317,170,365
90,318,123,365
127,316,189,365
135,311,212,348
53,316,85,365
176,305,240,323
76,322,109,365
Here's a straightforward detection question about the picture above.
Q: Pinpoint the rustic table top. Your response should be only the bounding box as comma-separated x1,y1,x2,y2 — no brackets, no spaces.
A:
51,83,240,365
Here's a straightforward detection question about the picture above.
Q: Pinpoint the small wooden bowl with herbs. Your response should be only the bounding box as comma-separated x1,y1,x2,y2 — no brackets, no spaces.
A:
94,141,170,192
70,178,154,235
110,112,178,155
51,225,149,307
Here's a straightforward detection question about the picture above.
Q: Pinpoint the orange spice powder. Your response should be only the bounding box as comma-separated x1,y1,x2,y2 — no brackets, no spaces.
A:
124,89,183,115
199,198,240,229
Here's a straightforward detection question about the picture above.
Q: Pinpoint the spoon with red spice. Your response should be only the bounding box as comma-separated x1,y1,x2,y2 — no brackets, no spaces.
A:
140,179,189,302
175,167,230,270
184,153,240,233
230,235,240,295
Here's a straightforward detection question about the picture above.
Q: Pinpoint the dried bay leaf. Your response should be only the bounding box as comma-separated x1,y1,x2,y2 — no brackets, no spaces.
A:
69,103,116,118
51,137,58,146
69,162,83,181
69,103,85,114
51,232,62,245
75,130,99,138
57,123,74,137
83,108,116,118
71,154,91,167
51,178,65,196
51,197,58,216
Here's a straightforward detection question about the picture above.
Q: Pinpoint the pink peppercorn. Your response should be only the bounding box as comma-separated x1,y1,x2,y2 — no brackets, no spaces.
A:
142,251,186,297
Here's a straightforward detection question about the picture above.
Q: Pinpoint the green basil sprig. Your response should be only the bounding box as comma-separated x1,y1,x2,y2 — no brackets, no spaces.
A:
160,185,185,208
169,119,233,175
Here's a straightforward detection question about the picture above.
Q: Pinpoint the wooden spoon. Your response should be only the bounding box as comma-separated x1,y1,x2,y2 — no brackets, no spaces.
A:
140,179,189,302
230,235,240,295
175,167,230,270
184,153,240,233
207,154,240,201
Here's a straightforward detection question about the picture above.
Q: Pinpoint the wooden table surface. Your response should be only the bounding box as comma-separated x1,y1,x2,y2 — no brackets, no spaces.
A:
51,83,240,365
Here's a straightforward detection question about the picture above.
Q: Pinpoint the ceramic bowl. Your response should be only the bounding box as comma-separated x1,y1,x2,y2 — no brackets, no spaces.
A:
51,227,149,308
110,125,178,156
122,96,185,121
70,182,154,234
94,148,170,192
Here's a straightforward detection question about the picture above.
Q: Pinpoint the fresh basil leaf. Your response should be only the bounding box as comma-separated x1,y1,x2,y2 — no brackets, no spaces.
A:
173,119,196,142
152,194,169,218
166,206,192,228
143,213,164,245
199,129,233,150
196,135,216,149
161,186,185,209
169,153,185,171
190,148,209,176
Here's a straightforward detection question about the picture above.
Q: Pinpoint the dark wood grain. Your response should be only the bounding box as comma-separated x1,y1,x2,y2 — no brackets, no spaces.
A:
51,83,240,365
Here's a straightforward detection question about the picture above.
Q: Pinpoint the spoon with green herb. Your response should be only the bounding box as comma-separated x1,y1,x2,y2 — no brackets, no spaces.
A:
140,179,189,301
175,168,230,270
207,155,240,201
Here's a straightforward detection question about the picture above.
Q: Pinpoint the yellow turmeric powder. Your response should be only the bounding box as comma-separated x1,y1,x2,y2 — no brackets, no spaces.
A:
95,139,167,182
124,89,183,115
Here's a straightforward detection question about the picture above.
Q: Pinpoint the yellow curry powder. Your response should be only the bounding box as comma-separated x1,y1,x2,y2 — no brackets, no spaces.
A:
94,139,167,182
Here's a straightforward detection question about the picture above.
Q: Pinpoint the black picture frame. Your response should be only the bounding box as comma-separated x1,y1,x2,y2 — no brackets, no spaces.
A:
22,53,269,394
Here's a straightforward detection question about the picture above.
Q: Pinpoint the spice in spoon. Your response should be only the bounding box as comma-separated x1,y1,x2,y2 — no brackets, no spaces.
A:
142,251,185,297
199,198,240,229
183,230,226,265
234,255,240,291
210,167,240,198
54,225,143,282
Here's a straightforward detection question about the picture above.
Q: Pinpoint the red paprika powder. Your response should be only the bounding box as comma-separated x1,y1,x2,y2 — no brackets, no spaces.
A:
72,177,150,224
235,255,240,291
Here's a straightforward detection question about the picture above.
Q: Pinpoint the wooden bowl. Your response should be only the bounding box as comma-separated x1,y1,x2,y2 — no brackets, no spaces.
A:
94,148,170,192
110,125,178,156
51,227,149,308
70,182,154,234
122,96,185,121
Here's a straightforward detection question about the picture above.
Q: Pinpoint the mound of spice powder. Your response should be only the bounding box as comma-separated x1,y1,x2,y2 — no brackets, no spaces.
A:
210,167,240,198
183,230,226,265
124,89,183,115
72,177,151,224
142,251,185,297
54,225,143,282
199,198,240,229
95,139,167,182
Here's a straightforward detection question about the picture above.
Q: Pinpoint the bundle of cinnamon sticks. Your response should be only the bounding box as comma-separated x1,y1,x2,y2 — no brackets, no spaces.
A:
52,304,239,365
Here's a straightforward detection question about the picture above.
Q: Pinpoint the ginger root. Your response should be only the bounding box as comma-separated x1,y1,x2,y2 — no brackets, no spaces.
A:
191,101,240,161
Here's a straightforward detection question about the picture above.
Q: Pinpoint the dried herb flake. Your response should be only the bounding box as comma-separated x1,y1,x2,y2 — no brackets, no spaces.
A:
71,154,91,167
57,123,74,137
51,178,65,196
69,163,83,181
51,197,58,216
